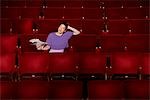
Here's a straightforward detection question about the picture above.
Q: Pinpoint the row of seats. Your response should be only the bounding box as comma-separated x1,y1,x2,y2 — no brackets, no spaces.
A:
0,0,149,99
0,79,149,99
0,34,149,53
1,7,149,19
0,52,149,80
71,35,149,52
1,0,149,8
1,19,149,35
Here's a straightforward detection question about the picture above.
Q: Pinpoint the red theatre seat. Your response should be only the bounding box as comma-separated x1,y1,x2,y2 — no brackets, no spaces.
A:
111,52,141,79
82,20,104,34
140,53,150,79
64,8,83,19
20,34,48,52
35,19,62,34
0,54,16,78
126,80,149,99
1,7,21,19
0,19,19,34
0,81,17,99
49,53,78,79
78,52,107,79
124,35,149,52
128,19,149,34
0,19,13,33
44,8,63,19
0,34,18,54
47,0,65,7
70,34,97,52
88,80,125,100
64,0,82,8
21,7,42,19
82,1,101,8
19,19,34,34
26,0,43,7
126,7,149,19
102,0,124,7
106,20,129,34
18,52,49,78
99,35,126,52
123,0,141,7
83,8,103,19
3,0,26,7
17,79,49,99
49,80,83,99
105,8,126,19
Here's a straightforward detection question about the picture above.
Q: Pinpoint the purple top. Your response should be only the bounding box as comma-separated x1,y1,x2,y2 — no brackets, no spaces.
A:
46,31,73,50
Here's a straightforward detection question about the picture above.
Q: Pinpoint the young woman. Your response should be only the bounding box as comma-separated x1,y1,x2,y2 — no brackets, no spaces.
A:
37,22,80,53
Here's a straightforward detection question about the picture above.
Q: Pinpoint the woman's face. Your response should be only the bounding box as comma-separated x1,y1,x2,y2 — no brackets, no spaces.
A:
58,24,66,34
